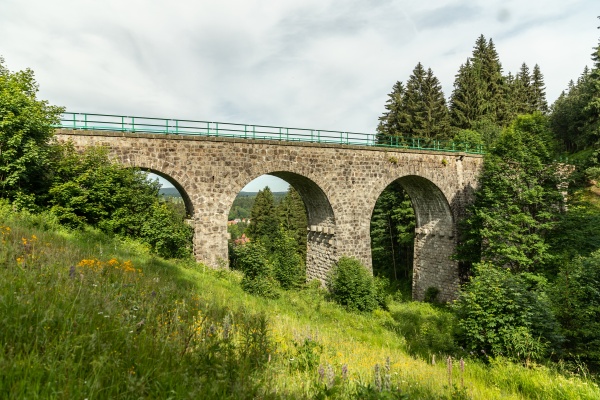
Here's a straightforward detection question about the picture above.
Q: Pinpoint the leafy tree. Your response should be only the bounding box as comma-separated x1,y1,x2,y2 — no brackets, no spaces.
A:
0,57,63,206
246,186,279,250
48,144,193,259
457,113,562,273
453,263,561,364
140,201,193,259
277,186,307,258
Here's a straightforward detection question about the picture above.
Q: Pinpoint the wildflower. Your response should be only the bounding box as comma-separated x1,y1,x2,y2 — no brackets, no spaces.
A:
69,266,76,278
318,365,325,382
384,357,391,390
341,364,348,381
374,363,382,392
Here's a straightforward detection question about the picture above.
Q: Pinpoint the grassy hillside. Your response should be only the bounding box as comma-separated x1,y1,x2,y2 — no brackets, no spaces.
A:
1,204,599,399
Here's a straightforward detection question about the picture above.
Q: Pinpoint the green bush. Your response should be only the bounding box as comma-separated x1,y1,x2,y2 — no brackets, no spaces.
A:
234,241,279,299
327,257,377,312
453,263,562,363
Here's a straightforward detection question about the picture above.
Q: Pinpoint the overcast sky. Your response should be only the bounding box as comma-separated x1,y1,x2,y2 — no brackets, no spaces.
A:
2,0,598,192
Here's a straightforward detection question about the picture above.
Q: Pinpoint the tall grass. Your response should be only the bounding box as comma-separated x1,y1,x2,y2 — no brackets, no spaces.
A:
1,205,599,399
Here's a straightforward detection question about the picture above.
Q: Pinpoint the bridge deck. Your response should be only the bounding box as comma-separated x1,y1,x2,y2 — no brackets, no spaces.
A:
56,112,485,155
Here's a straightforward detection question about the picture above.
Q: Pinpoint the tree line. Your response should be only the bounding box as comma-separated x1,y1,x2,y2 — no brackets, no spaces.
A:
371,25,600,372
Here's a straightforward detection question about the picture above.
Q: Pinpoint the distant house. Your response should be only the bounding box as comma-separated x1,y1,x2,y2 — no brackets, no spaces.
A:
234,234,250,245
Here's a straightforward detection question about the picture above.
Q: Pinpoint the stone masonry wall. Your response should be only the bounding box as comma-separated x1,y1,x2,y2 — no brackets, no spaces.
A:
55,129,483,301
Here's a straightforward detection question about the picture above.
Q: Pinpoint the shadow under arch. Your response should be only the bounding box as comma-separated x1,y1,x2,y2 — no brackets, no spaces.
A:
229,171,337,282
140,168,194,218
372,175,457,302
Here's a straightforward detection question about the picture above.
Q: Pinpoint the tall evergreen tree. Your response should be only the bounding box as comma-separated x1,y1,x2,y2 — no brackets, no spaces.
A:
531,64,549,114
450,59,483,129
376,81,409,143
246,186,279,250
277,186,308,258
450,35,509,129
514,62,533,114
379,63,450,140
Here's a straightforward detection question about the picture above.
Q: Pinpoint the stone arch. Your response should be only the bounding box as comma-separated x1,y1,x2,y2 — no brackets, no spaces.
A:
371,175,457,302
227,171,337,282
112,153,195,218
140,168,194,218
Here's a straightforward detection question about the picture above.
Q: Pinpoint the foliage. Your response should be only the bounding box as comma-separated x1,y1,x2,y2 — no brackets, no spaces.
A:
272,228,306,289
327,256,377,312
552,250,600,371
453,263,561,364
1,208,599,399
377,63,450,141
0,58,63,206
0,211,274,399
47,143,192,259
140,201,193,259
457,113,562,273
233,240,279,298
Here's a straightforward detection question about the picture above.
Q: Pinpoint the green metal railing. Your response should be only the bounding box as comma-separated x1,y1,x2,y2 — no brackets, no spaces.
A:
56,112,485,154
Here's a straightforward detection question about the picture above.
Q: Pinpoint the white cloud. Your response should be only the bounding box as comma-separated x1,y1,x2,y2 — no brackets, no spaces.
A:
1,0,597,134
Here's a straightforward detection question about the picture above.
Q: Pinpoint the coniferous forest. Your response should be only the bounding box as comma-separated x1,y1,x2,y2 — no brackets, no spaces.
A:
2,21,600,398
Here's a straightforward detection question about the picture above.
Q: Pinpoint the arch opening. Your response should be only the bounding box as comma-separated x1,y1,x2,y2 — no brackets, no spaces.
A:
145,170,194,218
370,175,457,302
226,172,337,283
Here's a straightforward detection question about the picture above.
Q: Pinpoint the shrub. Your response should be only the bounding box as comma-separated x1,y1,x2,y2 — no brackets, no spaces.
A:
452,263,562,363
234,241,279,299
327,256,377,312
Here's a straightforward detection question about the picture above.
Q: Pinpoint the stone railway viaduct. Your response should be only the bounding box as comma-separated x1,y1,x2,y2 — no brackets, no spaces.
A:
56,129,484,301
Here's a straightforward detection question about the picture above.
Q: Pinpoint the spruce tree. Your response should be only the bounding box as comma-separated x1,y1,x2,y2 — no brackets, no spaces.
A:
400,63,451,139
515,62,533,114
450,60,483,129
451,35,509,129
531,64,549,114
246,186,279,250
277,186,308,258
377,81,406,140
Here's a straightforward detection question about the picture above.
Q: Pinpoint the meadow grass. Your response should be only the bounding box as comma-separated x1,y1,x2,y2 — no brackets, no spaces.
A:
1,206,599,399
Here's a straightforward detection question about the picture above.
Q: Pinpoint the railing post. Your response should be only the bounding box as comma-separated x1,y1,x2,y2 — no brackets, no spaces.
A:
121,116,125,131
73,113,76,129
175,120,179,134
215,122,219,137
84,113,88,130
131,116,135,132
